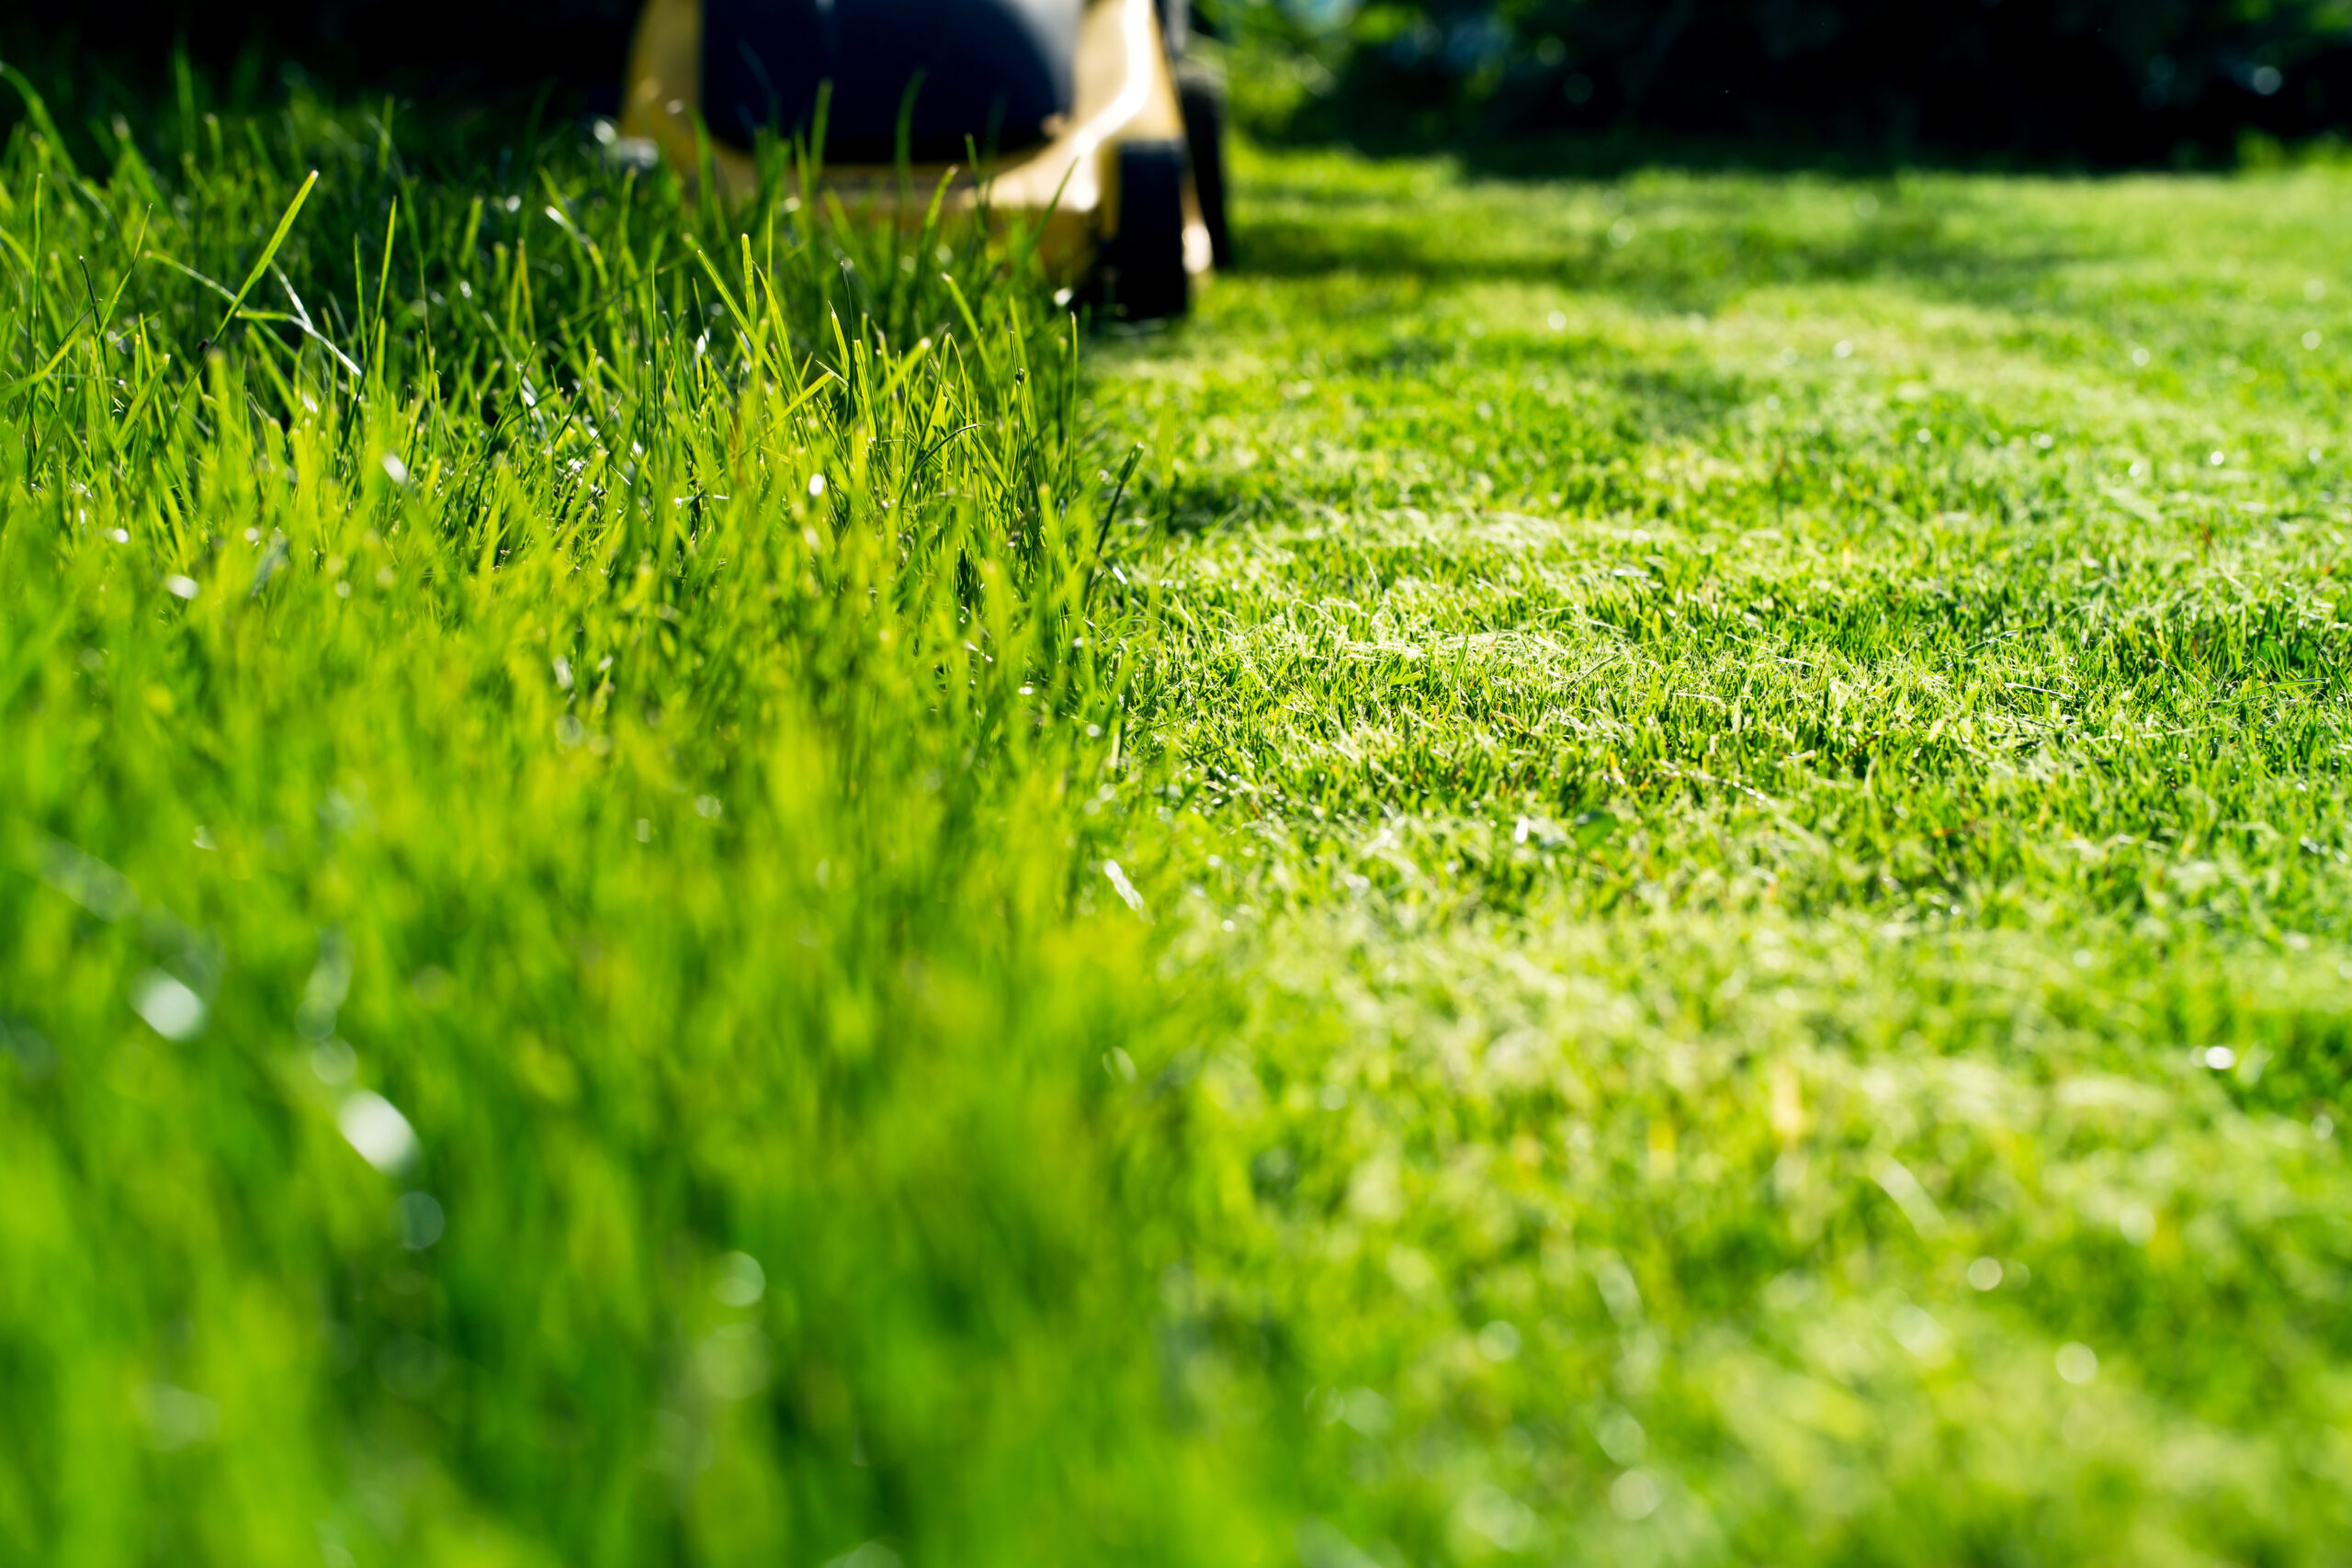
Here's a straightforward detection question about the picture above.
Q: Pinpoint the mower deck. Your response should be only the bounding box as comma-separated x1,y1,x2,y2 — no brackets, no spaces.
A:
621,0,1214,290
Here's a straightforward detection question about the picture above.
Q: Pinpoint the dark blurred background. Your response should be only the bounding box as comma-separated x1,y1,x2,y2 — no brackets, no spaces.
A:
3,0,2348,166
0,1,641,119
1250,0,2352,165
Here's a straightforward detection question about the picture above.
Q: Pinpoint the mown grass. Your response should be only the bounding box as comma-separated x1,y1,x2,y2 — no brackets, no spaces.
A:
1091,147,2352,1565
4,57,2351,1568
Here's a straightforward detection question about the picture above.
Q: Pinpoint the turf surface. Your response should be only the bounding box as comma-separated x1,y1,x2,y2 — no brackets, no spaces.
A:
3,68,2350,1568
1091,146,2352,1565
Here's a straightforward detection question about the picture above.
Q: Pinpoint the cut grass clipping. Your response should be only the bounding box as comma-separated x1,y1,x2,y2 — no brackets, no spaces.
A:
6,68,2352,1568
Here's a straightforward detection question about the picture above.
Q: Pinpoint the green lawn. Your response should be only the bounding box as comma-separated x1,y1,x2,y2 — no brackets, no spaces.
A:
1091,145,2352,1565
4,70,2350,1568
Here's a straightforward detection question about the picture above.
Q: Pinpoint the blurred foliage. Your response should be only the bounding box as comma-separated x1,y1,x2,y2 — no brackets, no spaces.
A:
0,0,639,112
11,0,2352,164
1225,0,2352,163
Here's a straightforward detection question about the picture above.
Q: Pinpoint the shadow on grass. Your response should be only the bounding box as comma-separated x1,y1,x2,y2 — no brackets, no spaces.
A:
1137,355,1767,534
1258,119,2109,184
1227,194,2087,318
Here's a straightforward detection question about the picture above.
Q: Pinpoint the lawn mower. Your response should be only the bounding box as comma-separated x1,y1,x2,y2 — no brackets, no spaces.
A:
619,0,1230,318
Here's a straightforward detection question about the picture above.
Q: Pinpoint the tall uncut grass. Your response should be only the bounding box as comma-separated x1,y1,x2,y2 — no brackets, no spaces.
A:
0,71,1265,1566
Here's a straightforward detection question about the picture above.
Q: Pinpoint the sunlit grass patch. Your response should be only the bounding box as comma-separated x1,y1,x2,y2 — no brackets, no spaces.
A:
6,65,2352,1568
1091,139,2352,1566
0,73,1259,1566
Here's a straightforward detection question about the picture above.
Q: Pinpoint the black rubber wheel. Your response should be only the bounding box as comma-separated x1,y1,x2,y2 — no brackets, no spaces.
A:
1175,58,1232,271
1109,139,1190,321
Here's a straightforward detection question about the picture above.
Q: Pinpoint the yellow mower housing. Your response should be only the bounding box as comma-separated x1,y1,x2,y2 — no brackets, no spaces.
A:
620,0,1225,316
